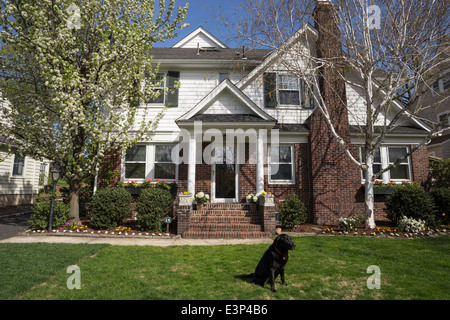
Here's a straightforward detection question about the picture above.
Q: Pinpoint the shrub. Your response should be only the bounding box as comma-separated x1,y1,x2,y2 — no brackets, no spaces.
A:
278,193,307,228
429,188,450,225
397,216,426,233
136,187,174,231
430,159,450,188
89,187,132,229
385,184,437,226
29,200,70,230
338,215,364,232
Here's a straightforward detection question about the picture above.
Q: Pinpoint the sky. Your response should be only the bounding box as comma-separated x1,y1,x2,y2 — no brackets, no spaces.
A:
157,0,243,48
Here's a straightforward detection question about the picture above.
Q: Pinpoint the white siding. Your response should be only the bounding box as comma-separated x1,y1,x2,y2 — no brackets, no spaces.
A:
0,152,45,196
200,88,253,115
177,33,220,49
134,68,251,138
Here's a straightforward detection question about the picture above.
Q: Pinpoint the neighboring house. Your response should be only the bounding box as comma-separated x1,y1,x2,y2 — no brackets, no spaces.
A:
105,1,431,238
416,46,450,158
0,136,49,207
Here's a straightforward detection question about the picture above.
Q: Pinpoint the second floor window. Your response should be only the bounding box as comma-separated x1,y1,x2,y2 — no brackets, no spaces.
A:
146,71,180,107
264,72,315,109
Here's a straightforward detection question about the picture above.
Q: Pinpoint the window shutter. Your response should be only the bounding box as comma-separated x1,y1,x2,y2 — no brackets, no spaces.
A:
301,78,315,109
166,71,180,107
264,72,277,108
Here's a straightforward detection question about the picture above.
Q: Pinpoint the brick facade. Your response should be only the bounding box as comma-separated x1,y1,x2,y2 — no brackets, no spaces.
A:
307,1,362,225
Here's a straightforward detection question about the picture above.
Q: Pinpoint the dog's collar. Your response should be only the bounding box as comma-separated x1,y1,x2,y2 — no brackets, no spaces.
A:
274,245,282,255
274,244,287,260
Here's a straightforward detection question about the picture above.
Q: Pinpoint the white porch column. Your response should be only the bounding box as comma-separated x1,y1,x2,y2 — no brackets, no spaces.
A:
187,129,197,197
256,129,265,194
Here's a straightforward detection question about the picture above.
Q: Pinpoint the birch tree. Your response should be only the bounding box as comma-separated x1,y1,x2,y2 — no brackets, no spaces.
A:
227,0,449,228
0,0,189,223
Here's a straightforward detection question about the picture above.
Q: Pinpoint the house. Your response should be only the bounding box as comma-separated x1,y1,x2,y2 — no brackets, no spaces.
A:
416,43,450,159
106,1,430,238
0,136,49,208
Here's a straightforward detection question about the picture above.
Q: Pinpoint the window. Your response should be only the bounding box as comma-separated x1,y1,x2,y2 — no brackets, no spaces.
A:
146,73,165,104
146,71,180,107
12,154,25,176
360,147,381,177
269,145,294,184
438,112,449,130
154,145,176,180
387,147,410,180
444,75,450,92
359,145,411,182
263,72,315,109
125,145,146,179
278,75,300,106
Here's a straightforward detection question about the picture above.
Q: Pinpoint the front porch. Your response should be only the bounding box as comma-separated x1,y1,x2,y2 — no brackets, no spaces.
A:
176,197,276,239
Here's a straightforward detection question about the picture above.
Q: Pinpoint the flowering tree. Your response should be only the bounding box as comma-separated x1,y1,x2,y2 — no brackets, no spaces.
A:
0,0,188,222
226,0,449,228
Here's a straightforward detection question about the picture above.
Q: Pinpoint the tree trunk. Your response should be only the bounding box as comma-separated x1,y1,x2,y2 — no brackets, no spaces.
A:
364,160,376,229
68,176,82,225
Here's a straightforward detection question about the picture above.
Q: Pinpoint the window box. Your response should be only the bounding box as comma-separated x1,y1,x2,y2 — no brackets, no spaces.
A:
373,186,397,195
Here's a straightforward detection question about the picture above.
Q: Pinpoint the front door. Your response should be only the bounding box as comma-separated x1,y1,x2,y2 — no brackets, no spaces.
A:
212,146,239,202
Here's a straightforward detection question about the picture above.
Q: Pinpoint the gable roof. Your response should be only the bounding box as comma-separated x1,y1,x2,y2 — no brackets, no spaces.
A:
176,79,276,123
236,23,319,91
172,26,228,49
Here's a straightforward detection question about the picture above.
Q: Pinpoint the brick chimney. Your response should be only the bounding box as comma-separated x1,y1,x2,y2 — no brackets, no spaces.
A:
306,0,360,225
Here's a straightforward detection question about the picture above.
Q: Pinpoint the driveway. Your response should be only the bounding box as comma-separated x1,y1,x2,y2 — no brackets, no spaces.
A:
0,206,33,240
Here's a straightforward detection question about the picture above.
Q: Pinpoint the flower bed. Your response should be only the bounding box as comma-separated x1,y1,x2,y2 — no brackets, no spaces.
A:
26,217,175,238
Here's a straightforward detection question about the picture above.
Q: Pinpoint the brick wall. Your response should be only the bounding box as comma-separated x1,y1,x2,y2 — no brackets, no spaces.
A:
411,144,430,184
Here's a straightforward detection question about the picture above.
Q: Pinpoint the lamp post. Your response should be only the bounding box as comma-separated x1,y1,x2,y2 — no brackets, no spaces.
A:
48,165,60,233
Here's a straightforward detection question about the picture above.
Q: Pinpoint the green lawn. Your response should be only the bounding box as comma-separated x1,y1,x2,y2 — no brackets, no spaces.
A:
1,236,449,300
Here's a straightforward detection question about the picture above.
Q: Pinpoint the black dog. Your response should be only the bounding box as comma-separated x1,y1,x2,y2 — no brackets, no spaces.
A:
249,234,296,292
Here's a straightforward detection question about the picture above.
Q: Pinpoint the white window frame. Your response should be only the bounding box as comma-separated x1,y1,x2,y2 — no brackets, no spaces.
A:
122,144,178,183
147,72,166,105
386,146,412,182
277,74,301,107
268,144,295,185
124,145,147,180
359,145,412,183
11,154,25,177
153,144,178,182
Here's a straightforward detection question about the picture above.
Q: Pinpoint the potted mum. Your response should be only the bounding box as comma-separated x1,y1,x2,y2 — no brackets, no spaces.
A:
245,193,259,211
194,192,209,210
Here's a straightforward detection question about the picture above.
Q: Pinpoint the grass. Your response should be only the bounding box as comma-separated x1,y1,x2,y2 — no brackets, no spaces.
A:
1,236,449,300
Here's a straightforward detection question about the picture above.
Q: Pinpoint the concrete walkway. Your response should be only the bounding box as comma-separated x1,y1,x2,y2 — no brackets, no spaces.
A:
0,234,274,246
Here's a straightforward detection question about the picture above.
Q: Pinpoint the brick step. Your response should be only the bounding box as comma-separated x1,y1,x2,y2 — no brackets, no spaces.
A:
189,223,263,232
192,209,259,216
196,203,257,211
183,230,273,239
190,215,262,224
